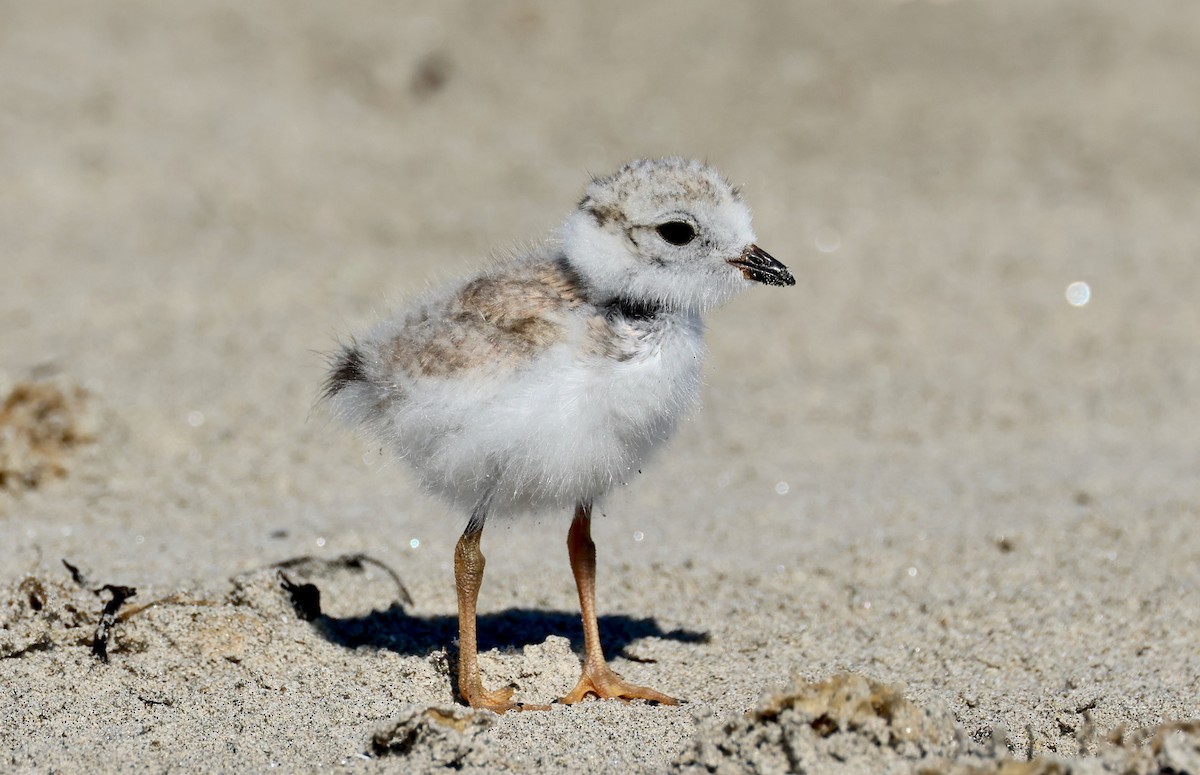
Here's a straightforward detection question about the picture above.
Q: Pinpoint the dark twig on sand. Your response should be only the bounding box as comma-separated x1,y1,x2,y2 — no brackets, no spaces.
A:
92,584,137,662
275,553,413,607
61,558,88,587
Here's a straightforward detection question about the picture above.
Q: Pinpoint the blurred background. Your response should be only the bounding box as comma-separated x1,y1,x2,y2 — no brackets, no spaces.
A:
2,0,1198,580
3,3,1199,768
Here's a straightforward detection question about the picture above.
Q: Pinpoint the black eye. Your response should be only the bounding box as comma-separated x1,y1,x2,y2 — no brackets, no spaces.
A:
656,221,696,246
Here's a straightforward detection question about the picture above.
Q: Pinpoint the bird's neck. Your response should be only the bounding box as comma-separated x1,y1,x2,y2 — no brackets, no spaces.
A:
553,255,669,322
607,295,663,322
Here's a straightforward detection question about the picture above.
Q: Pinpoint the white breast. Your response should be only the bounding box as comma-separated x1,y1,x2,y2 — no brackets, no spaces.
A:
388,311,706,517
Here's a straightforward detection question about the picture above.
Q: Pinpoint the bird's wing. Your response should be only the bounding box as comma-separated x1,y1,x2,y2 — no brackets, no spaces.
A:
384,261,584,380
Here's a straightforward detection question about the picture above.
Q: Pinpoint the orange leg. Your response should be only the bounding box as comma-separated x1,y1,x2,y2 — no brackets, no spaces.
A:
454,523,548,713
558,503,679,706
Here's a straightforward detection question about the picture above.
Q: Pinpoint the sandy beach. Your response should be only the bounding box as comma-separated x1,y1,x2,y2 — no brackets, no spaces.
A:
2,1,1198,772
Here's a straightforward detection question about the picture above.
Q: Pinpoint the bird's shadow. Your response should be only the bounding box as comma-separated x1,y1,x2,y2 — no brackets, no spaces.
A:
276,554,708,662
314,604,708,658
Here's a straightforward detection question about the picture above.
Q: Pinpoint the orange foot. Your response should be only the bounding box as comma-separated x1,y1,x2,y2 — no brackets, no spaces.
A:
461,682,549,714
557,662,679,706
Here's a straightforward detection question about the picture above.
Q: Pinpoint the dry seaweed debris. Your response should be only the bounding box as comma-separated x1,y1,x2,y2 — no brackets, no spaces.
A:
1,560,210,662
274,553,414,609
674,673,964,774
1,573,99,658
673,673,1200,775
1,560,143,660
0,377,99,493
91,584,138,662
372,704,496,767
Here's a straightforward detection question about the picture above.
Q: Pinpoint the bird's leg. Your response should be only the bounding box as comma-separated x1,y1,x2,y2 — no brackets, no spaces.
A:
558,502,679,706
454,516,537,713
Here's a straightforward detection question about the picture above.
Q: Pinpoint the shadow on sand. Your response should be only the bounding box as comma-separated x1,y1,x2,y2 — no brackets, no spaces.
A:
273,553,708,674
313,604,708,658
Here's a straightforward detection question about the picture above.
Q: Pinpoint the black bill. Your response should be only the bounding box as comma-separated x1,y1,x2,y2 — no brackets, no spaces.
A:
727,244,795,287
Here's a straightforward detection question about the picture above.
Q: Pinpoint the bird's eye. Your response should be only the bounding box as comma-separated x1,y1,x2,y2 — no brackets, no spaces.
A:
656,221,696,246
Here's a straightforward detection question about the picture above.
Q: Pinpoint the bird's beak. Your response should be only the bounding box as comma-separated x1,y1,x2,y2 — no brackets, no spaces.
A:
727,244,795,287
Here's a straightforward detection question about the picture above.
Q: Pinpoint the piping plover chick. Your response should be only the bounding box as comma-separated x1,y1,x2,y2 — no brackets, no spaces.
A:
323,157,793,713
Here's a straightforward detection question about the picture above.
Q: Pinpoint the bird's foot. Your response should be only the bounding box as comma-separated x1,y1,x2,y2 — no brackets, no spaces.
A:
461,682,549,714
557,662,679,706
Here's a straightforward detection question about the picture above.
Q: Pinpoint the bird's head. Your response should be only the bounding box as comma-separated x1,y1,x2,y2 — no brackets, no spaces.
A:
559,157,794,314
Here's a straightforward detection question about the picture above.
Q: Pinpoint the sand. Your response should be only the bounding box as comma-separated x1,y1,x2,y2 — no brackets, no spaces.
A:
2,1,1198,772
